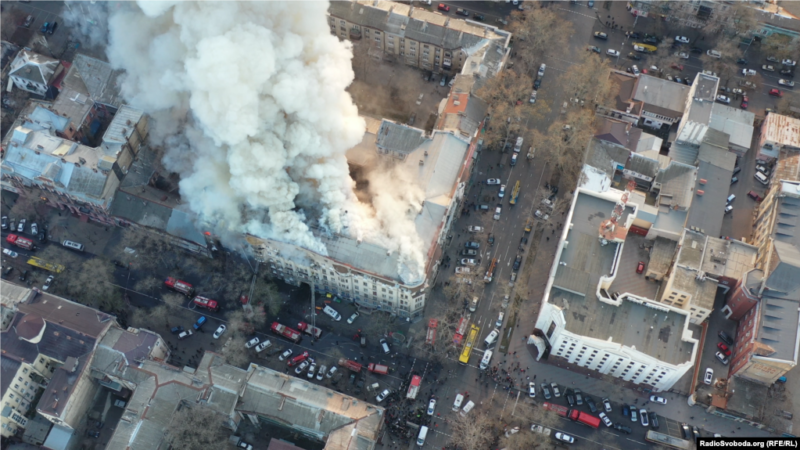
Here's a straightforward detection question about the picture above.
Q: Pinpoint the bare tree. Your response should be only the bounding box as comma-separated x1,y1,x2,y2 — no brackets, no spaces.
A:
560,53,615,109
163,292,189,311
411,295,466,360
775,97,799,118
508,8,572,76
134,275,162,295
250,276,282,317
61,259,122,312
760,34,800,62
449,410,496,450
220,336,251,368
164,404,228,450
476,70,536,148
130,304,169,330
362,312,394,339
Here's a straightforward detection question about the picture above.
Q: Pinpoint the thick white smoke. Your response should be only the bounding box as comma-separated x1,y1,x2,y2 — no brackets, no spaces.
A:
105,1,425,277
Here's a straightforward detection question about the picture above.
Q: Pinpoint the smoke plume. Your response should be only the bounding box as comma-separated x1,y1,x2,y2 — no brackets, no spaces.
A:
104,1,425,278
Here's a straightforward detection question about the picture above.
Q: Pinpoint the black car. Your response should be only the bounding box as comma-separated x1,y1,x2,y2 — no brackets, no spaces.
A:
649,412,659,429
614,423,632,434
38,232,47,243
87,430,100,438
512,255,522,271
565,389,575,407
683,78,691,85
533,79,541,90
585,396,598,413
622,404,630,416
455,8,469,16
487,233,494,245
48,21,58,34
643,36,658,45
681,423,691,439
628,32,641,39
473,13,484,21
3,266,13,277
19,270,28,282
737,58,749,65
627,52,642,61
1,216,7,230
781,68,795,77
170,326,185,334
465,241,480,249
690,46,704,54
461,249,477,256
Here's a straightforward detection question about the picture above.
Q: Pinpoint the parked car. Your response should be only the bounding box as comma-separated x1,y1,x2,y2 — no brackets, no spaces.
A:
23,15,34,27
171,326,185,334
627,52,641,60
467,225,483,232
599,412,613,427
678,52,689,59
650,412,659,429
294,360,310,374
41,275,54,291
538,63,546,77
716,95,730,104
704,368,714,385
541,383,552,399
614,423,632,434
472,13,484,21
30,222,38,235
741,96,749,109
326,366,338,379
606,49,620,57
465,241,480,249
455,8,469,16
279,349,293,361
486,178,501,185
376,389,391,402
566,389,575,407
748,191,763,202
427,398,437,415
717,342,732,356
649,395,667,404
636,261,646,274
778,79,795,88
551,382,561,397
307,362,317,378
594,31,608,40
782,59,797,67
255,341,271,353
2,249,18,258
437,3,449,12
347,312,360,324
630,408,638,423
460,258,477,266
715,351,730,365
588,46,601,53
245,337,260,349
554,432,575,444
675,36,690,44
17,218,26,233
493,206,502,220
213,325,227,339
586,396,598,413
602,397,612,413
681,423,691,439
528,382,536,398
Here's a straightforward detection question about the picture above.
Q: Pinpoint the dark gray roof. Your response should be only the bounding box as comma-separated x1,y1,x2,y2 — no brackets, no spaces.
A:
9,51,59,85
669,142,699,166
72,54,124,108
585,139,630,179
329,1,389,31
697,142,737,171
656,161,695,209
685,160,730,237
66,165,108,198
627,152,659,180
1,356,22,398
376,120,428,155
464,96,488,124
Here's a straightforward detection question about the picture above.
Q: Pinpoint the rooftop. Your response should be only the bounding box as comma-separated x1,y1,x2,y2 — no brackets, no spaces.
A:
8,50,60,86
763,113,800,149
607,233,661,300
685,159,731,238
633,74,690,115
700,236,757,280
656,161,696,210
708,104,755,150
551,191,693,364
668,265,717,311
70,53,124,108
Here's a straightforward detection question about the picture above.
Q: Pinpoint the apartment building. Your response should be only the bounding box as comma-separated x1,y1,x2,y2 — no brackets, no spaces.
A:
328,1,509,75
757,113,800,162
1,105,148,226
8,50,62,97
249,117,479,317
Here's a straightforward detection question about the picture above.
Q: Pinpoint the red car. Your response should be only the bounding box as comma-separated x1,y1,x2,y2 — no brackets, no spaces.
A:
636,261,646,274
287,351,310,367
437,3,450,12
769,88,783,97
717,342,732,357
671,63,684,71
740,95,748,109
748,190,763,202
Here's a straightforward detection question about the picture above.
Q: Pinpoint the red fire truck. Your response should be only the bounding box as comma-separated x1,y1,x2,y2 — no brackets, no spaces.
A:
426,319,438,346
542,402,600,429
164,277,194,296
367,363,389,375
407,375,422,399
453,318,469,345
270,322,302,343
338,358,363,372
5,234,33,250
192,296,219,312
297,322,323,339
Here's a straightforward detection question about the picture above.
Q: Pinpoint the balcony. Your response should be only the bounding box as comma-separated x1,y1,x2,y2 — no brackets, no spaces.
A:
349,27,362,40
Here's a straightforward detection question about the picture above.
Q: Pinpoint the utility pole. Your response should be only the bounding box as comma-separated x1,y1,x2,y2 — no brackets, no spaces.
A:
310,280,316,334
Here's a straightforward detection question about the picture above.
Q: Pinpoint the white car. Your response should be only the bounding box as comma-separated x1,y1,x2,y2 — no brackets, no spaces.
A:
245,337,260,349
467,225,483,232
376,389,391,402
493,206,502,220
555,432,574,444
716,95,730,104
704,368,714,385
484,329,500,346
778,79,795,88
606,49,620,57
294,360,310,374
326,366,338,379
213,324,227,339
538,63,546,77
534,210,549,221
499,185,506,198
2,248,18,258
427,399,436,415
678,52,689,59
460,258,477,266
317,365,327,381
279,349,293,361
347,312,360,324
528,382,536,398
675,36,690,43
455,267,470,274
255,341,271,352
307,363,317,378
640,409,649,427
17,219,26,233
649,395,667,404
599,412,613,427
529,90,537,104
486,178,501,185
782,59,796,67
43,275,54,291
742,69,757,77
602,397,612,412
762,65,775,72
30,222,38,235
631,65,639,75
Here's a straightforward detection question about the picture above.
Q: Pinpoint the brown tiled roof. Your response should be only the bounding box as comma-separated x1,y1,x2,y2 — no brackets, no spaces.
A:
16,314,45,340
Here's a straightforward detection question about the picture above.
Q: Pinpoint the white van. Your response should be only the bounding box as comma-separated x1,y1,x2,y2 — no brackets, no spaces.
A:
452,394,464,411
323,305,341,321
706,49,721,59
484,329,500,347
479,350,493,370
469,296,479,312
754,172,769,186
416,426,429,446
495,312,504,328
62,240,84,251
460,400,475,416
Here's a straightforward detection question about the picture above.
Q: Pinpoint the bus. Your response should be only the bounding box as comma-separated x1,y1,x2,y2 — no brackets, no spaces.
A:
632,42,657,53
27,257,65,274
458,324,480,365
509,181,520,205
644,431,692,450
